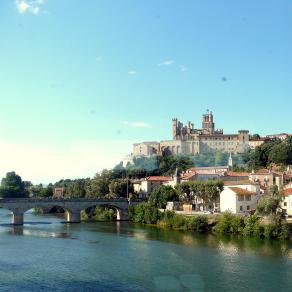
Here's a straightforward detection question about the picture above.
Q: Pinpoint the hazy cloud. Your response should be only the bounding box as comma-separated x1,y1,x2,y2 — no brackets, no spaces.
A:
158,59,174,66
0,139,134,184
128,70,137,75
123,121,152,128
16,0,46,15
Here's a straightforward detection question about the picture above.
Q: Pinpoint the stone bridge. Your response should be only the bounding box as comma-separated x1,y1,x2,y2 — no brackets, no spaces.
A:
0,198,139,225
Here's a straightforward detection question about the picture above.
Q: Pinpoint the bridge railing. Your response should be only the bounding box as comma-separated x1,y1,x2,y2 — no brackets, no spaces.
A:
0,197,144,204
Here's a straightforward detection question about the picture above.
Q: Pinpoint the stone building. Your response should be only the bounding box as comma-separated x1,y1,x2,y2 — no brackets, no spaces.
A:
133,111,249,156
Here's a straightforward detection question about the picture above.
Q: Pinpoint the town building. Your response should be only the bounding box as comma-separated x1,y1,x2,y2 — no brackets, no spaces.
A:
132,176,172,198
266,133,292,140
249,169,284,189
133,111,250,156
53,187,65,199
220,180,261,214
248,138,268,149
281,188,292,216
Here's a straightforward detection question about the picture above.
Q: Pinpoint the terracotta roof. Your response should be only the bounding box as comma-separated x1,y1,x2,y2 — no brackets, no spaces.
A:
224,180,256,186
180,173,197,180
253,169,271,174
229,187,256,196
145,176,172,182
188,166,228,171
226,171,249,177
283,188,292,196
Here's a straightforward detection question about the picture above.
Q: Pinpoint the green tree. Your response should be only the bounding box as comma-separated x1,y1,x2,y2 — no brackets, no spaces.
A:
256,195,282,216
149,185,179,208
0,172,28,198
108,179,133,198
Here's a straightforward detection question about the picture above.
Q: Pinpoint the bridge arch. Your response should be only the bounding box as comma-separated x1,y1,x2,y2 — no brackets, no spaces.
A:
80,203,129,221
0,198,135,225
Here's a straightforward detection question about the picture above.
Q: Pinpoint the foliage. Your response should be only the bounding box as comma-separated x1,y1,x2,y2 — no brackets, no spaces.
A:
148,185,179,208
247,137,292,169
243,215,262,237
256,195,282,216
0,172,28,198
175,180,223,210
131,202,161,224
186,215,209,232
108,179,133,198
81,206,116,221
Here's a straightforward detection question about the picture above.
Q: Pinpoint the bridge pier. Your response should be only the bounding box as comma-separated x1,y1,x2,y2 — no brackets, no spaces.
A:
12,212,24,225
117,209,129,221
66,210,81,223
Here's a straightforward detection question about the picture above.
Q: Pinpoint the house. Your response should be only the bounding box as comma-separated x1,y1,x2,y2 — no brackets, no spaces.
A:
249,169,284,189
53,187,65,199
281,188,292,216
220,180,261,214
132,176,172,198
248,138,268,149
222,171,250,181
220,187,260,214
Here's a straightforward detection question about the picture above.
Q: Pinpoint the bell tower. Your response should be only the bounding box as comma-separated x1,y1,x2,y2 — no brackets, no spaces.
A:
202,110,215,134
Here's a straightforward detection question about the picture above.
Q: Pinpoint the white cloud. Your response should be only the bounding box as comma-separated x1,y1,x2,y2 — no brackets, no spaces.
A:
16,0,46,15
0,139,134,184
158,59,174,66
128,70,137,75
16,1,30,13
123,121,152,128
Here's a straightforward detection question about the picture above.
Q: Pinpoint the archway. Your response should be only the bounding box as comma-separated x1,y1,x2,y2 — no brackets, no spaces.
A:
0,207,14,225
81,203,129,222
23,205,69,224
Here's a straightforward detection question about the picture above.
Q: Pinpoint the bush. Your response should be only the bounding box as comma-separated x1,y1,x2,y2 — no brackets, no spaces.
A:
230,215,245,234
243,215,261,237
148,185,178,208
132,202,161,224
187,215,209,233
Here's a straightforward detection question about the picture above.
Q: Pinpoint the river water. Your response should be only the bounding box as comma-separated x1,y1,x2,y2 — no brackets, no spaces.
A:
1,209,292,291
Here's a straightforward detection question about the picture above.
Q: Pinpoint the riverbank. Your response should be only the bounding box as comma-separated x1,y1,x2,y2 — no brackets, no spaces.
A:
128,203,292,241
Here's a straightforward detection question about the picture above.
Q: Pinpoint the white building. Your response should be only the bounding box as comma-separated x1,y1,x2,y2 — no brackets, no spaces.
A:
281,188,292,216
220,181,261,214
132,176,172,198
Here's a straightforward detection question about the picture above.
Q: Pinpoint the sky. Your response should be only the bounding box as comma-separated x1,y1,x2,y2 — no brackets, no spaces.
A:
0,0,291,183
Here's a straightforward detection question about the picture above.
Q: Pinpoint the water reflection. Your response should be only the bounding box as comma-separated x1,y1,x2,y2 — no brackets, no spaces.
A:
7,226,72,239
90,222,292,259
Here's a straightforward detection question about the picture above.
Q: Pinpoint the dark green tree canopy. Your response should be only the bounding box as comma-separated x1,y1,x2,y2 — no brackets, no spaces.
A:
0,171,28,198
149,185,179,208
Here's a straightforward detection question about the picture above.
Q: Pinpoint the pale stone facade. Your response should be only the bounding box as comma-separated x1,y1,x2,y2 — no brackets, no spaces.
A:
220,182,261,214
281,189,292,216
133,111,249,156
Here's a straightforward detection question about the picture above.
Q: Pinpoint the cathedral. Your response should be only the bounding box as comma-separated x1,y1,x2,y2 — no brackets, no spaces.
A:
133,111,249,157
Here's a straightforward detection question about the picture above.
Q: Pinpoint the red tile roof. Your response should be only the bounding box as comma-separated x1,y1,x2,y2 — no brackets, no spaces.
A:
283,188,292,196
229,187,256,196
224,180,256,186
180,173,197,180
145,176,172,181
226,171,249,177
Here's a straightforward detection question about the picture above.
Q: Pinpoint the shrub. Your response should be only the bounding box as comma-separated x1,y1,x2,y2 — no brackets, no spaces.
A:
187,215,209,233
230,215,245,234
243,215,261,237
132,202,161,224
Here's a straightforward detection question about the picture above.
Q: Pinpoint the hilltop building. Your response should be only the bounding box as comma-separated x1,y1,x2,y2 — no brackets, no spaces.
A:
133,111,249,157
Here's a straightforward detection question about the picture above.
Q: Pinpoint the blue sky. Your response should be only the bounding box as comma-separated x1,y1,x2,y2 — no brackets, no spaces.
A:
0,0,291,182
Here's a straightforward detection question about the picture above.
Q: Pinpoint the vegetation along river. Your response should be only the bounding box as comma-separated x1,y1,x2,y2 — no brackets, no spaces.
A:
1,209,292,291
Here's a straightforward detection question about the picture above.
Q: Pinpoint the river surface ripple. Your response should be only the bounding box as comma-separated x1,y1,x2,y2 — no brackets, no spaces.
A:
1,209,292,291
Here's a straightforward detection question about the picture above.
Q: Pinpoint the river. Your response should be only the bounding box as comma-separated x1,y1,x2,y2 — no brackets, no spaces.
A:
0,208,292,291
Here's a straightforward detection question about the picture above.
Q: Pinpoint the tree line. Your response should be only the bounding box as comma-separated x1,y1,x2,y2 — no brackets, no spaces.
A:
244,137,292,170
